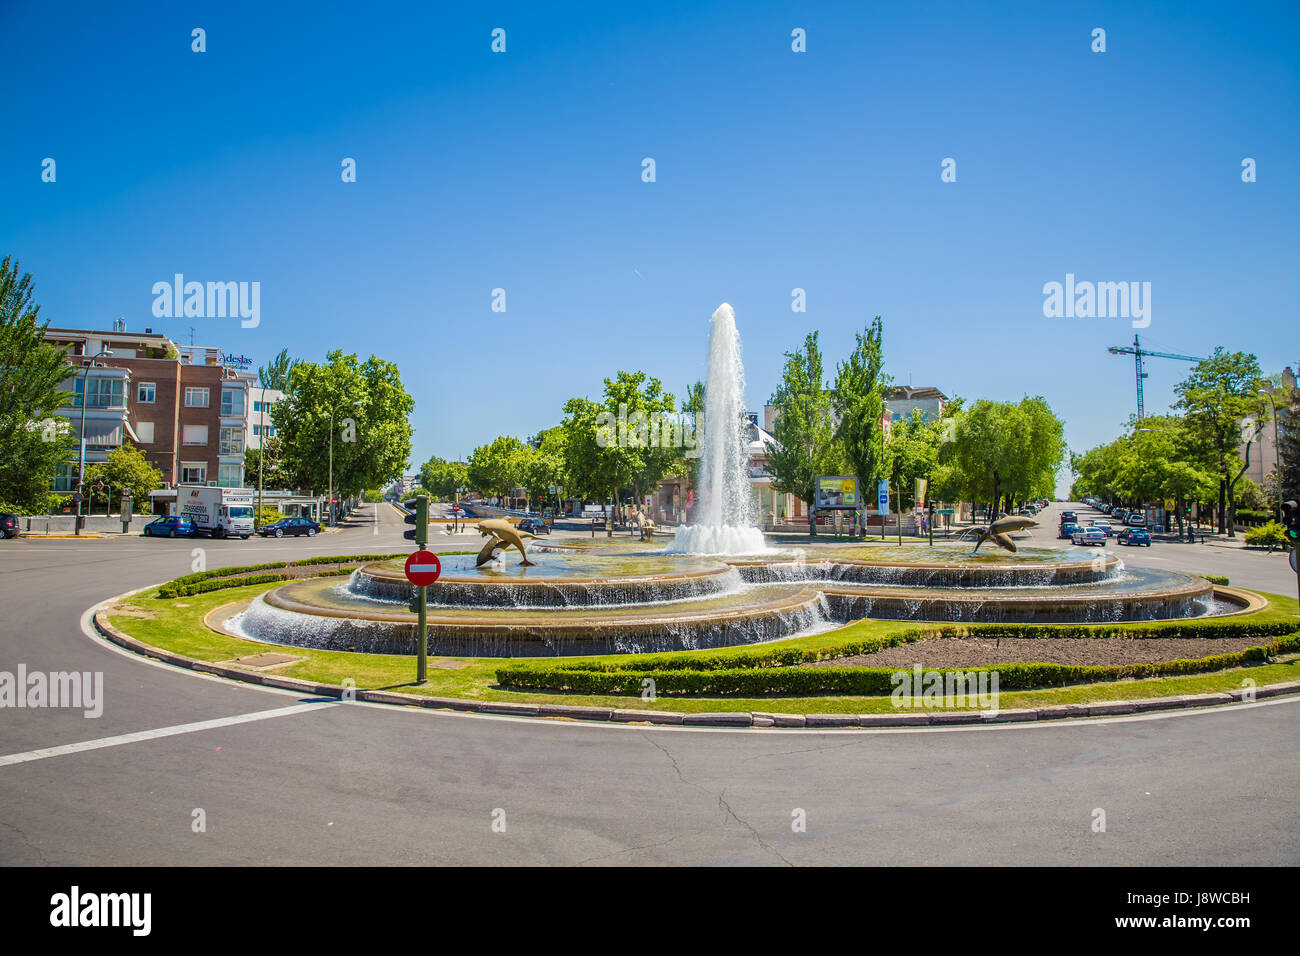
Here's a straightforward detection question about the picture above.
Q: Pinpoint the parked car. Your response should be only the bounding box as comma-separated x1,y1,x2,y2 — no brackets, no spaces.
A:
1119,527,1152,546
1126,512,1148,527
144,515,196,538
1058,522,1079,540
1072,526,1107,546
517,517,551,535
0,513,19,539
258,516,320,538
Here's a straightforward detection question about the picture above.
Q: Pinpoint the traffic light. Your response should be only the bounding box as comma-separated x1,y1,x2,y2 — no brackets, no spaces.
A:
1283,500,1300,543
403,495,429,545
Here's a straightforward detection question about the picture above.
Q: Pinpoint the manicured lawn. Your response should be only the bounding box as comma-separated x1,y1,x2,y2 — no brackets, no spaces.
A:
105,577,1299,714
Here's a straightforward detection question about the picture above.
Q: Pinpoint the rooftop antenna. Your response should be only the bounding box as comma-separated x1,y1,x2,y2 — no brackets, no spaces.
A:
189,327,195,346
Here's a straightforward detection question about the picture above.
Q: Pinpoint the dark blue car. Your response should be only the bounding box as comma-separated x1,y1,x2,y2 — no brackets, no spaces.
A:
144,515,195,538
1119,527,1152,546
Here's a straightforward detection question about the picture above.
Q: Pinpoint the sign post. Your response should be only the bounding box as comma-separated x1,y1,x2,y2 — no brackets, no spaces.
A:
402,495,435,682
877,480,890,541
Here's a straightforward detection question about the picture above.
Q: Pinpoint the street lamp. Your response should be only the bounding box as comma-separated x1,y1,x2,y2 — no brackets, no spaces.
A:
74,348,113,535
327,399,363,528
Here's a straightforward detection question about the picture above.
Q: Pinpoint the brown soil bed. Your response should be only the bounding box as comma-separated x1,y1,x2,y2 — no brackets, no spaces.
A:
816,636,1271,668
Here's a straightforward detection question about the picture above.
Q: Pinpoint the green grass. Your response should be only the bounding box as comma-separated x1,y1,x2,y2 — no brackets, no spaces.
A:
105,578,1300,713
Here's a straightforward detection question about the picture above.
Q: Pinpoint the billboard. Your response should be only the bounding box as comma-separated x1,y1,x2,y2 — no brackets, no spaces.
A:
814,476,859,510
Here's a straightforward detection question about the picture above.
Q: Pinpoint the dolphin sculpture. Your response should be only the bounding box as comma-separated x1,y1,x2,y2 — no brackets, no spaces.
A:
969,515,1037,554
475,518,538,567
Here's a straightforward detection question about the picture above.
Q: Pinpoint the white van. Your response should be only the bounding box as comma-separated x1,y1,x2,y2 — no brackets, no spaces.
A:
176,485,255,539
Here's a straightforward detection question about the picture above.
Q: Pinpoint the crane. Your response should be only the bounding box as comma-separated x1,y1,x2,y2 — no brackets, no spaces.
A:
1107,334,1202,419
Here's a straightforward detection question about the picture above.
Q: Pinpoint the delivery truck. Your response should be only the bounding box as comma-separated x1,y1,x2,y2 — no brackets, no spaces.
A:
175,485,255,538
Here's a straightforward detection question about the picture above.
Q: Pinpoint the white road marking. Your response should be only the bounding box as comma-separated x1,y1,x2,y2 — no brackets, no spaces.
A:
0,702,335,768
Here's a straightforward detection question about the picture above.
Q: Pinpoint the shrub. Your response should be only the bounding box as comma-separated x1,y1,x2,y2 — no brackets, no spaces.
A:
1201,574,1230,586
1244,521,1289,550
160,573,290,598
496,632,1300,696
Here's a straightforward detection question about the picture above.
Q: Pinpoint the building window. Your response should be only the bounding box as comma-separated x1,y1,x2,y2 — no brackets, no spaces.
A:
73,377,125,409
181,463,207,484
136,421,155,444
182,424,208,446
184,387,209,408
50,463,78,493
137,382,156,403
253,424,276,438
219,426,244,456
221,388,246,417
218,463,243,488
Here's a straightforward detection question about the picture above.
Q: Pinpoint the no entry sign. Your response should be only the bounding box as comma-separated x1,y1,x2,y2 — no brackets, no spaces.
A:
404,550,442,586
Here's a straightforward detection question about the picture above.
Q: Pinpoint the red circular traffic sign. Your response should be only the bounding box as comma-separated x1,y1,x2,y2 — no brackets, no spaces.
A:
404,550,442,586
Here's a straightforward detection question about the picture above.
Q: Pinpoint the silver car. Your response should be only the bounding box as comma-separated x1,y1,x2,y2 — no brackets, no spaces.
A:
1072,526,1107,546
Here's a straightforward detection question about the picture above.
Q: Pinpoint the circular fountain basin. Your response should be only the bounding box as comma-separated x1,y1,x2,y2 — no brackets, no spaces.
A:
231,577,828,656
821,567,1215,624
351,553,740,607
222,540,1244,658
731,546,1121,588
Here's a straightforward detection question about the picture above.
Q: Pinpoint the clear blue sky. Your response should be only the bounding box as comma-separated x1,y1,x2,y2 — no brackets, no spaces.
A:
3,0,1297,496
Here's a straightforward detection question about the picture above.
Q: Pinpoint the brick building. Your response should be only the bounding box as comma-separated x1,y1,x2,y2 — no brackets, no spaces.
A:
43,325,249,491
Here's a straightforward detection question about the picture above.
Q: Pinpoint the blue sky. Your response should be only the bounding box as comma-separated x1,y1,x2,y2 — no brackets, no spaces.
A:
3,0,1297,495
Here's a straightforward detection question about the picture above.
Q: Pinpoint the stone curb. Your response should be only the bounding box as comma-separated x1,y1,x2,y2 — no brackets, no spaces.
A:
92,609,1300,730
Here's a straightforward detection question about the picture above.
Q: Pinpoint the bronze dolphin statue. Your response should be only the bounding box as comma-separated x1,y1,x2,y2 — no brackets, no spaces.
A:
475,518,538,566
969,515,1037,554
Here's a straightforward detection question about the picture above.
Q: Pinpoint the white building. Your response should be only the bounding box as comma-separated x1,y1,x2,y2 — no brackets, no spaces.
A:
247,387,285,450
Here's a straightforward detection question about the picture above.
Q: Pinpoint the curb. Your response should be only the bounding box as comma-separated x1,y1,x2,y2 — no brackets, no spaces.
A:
92,607,1300,729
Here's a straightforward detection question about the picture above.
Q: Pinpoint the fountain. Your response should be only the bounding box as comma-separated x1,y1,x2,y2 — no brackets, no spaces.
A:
212,300,1251,659
667,303,770,555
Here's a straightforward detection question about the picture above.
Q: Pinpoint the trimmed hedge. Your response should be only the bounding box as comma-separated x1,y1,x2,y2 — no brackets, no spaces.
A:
496,632,1300,696
1202,574,1230,586
160,573,291,598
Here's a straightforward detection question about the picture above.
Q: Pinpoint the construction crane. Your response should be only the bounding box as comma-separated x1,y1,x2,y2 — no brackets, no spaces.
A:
1107,334,1202,419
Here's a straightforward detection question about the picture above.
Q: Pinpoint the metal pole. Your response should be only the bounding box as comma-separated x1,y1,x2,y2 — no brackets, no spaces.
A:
327,407,334,528
75,361,90,535
416,585,427,682
257,393,266,527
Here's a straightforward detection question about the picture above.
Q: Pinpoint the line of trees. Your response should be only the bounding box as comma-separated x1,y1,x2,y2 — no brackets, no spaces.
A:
764,317,1066,532
1072,349,1288,537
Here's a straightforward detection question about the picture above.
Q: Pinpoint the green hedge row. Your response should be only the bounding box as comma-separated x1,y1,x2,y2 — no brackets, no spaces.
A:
1202,574,1230,585
527,619,1297,675
164,561,289,589
496,633,1300,697
159,573,291,598
154,553,411,596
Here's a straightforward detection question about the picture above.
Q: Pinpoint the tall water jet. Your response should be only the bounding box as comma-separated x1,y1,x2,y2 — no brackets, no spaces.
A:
668,303,770,555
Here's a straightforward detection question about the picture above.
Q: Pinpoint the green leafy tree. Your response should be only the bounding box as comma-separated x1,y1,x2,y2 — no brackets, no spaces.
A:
418,455,469,499
765,333,839,534
832,317,889,508
244,436,295,491
1174,349,1265,535
0,257,77,511
467,436,532,499
271,351,414,497
85,444,163,513
258,348,300,392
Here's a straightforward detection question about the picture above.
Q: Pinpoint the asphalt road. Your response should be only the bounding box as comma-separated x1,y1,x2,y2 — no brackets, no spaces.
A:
0,501,1296,865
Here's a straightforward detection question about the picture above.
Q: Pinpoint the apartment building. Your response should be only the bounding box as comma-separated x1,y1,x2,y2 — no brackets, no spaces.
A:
44,325,249,490
247,386,285,450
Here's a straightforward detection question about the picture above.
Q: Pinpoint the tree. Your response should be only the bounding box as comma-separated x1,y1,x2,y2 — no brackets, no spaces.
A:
1277,386,1300,504
85,444,163,512
832,318,889,516
765,332,839,535
557,371,683,533
1174,349,1265,535
884,408,951,511
0,257,76,511
948,397,1064,518
467,436,531,499
244,437,295,490
258,348,300,392
418,455,469,499
271,351,414,497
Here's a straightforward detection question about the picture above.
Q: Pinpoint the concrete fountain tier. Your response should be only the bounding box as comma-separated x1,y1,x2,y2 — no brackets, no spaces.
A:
350,554,741,608
238,578,829,656
731,547,1122,589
